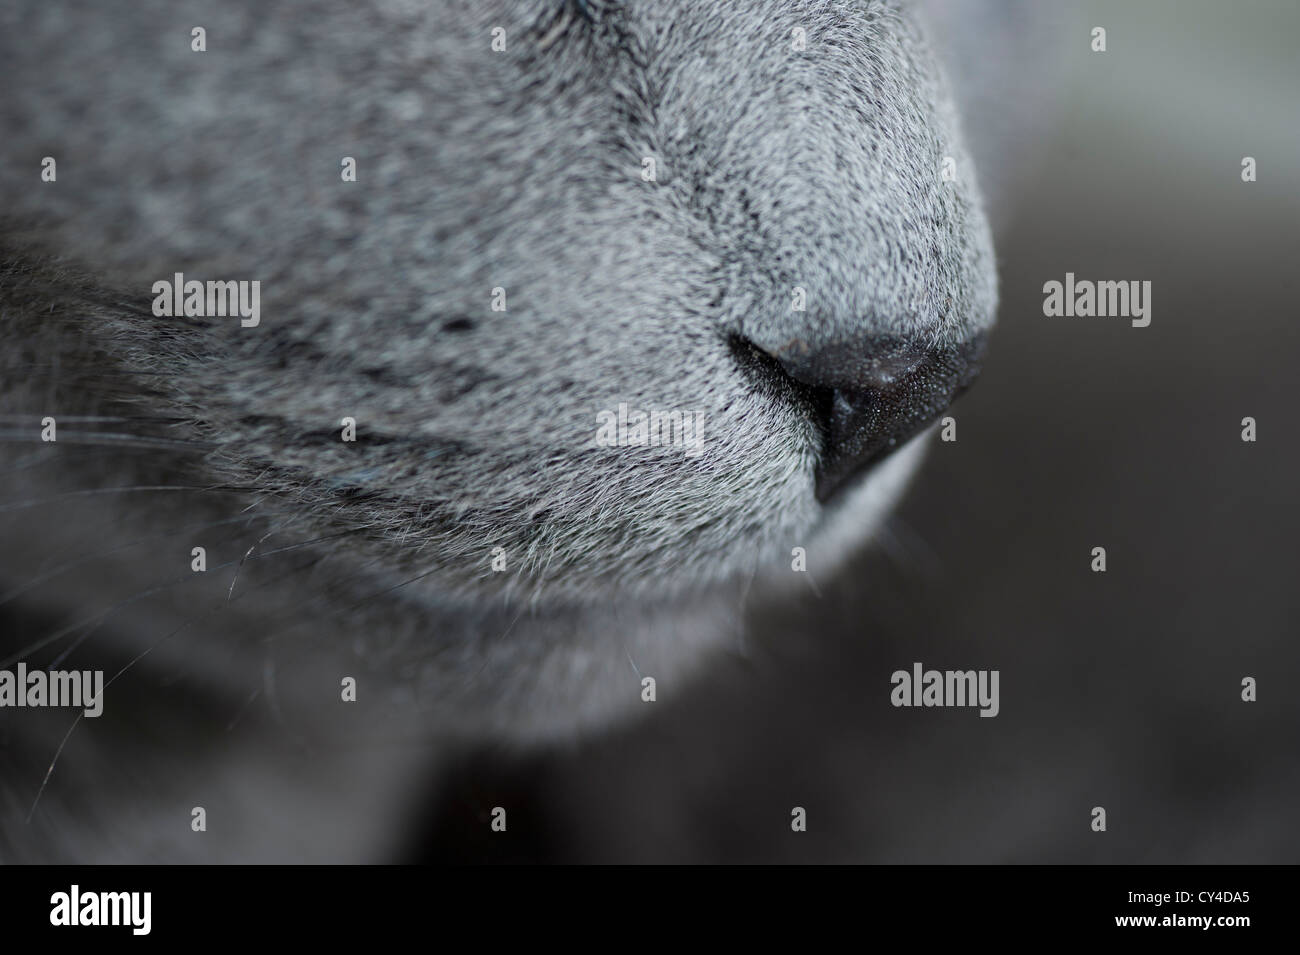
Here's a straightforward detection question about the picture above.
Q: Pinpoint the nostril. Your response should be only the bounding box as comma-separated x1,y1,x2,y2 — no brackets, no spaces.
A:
733,331,986,504
765,335,933,394
730,330,985,502
811,335,986,503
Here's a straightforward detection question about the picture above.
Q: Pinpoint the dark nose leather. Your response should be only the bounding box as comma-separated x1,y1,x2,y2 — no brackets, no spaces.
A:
767,334,986,503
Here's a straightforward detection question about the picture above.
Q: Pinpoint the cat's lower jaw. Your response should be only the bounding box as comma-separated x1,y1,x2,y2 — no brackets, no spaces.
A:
335,430,934,745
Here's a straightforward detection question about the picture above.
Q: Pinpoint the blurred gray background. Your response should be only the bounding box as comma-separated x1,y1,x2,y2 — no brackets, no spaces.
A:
418,0,1300,863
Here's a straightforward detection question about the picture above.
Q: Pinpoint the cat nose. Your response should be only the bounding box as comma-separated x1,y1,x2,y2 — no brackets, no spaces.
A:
765,334,986,503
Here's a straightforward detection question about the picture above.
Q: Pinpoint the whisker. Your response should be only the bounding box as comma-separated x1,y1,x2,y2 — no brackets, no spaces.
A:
0,444,157,478
227,522,294,603
1,526,354,669
225,687,262,733
100,551,330,695
803,568,824,599
5,607,134,671
0,365,175,378
0,483,256,515
227,526,361,601
27,549,330,820
0,430,212,451
730,554,764,660
25,713,82,825
469,601,529,684
44,529,359,669
618,598,643,679
0,414,191,424
0,511,283,608
228,548,438,667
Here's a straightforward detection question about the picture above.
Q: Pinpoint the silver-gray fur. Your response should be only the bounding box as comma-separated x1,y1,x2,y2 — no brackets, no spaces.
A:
0,0,1029,861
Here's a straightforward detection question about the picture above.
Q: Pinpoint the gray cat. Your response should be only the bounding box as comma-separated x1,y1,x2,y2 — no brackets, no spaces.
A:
0,0,1059,861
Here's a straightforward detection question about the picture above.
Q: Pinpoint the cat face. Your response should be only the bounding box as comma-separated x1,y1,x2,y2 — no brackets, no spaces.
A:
1,0,994,613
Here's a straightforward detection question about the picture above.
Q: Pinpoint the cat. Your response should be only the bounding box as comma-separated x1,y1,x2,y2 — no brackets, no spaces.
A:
0,0,1059,861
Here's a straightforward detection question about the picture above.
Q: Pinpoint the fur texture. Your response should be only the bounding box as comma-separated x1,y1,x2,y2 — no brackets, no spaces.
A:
0,0,1008,860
